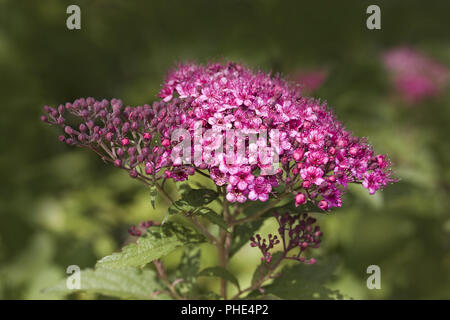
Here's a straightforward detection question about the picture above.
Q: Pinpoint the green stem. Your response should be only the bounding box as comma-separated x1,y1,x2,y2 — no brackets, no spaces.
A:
153,259,184,300
231,253,285,300
154,182,218,244
217,198,232,299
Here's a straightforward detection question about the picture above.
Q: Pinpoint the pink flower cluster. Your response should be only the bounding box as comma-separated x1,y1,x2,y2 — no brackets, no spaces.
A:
382,47,449,103
159,62,395,209
42,61,396,211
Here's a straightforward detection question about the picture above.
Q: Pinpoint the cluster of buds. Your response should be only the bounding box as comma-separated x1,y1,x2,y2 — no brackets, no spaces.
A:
250,233,280,263
128,220,160,237
41,97,196,184
250,212,322,264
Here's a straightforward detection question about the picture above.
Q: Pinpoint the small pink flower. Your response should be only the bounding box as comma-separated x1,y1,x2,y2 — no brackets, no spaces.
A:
228,167,254,191
143,133,152,140
293,148,305,161
121,138,130,146
318,200,329,210
303,129,325,150
226,184,248,203
158,86,174,102
322,186,342,208
248,177,272,202
210,168,228,186
300,166,325,186
306,151,329,166
362,170,386,195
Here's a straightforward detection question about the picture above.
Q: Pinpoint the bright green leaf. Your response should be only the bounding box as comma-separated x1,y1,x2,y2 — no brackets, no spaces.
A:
251,252,284,287
258,258,344,300
230,220,264,258
179,185,218,207
197,266,240,290
96,222,206,269
175,246,201,295
45,268,168,300
196,207,229,232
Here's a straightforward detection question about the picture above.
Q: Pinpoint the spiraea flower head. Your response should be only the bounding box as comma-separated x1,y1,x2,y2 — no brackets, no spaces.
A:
42,61,396,210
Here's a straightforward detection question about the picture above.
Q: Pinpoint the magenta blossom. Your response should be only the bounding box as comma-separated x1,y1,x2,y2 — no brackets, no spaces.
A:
248,176,272,202
300,166,325,186
363,170,387,195
382,47,449,104
42,61,396,210
290,69,328,94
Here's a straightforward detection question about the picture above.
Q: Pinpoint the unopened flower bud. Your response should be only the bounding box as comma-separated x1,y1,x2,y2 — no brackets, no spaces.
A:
293,148,304,161
129,169,138,178
128,147,137,156
121,138,130,146
295,192,307,206
116,148,124,157
161,138,171,147
318,200,328,210
64,126,73,135
79,124,87,132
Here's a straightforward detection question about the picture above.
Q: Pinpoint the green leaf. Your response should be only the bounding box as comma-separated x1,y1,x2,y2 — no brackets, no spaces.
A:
179,185,218,207
230,220,264,257
272,199,320,215
197,266,240,290
195,207,230,232
167,185,218,217
168,199,194,215
229,201,269,257
258,257,344,300
96,222,206,269
45,268,168,299
175,246,201,295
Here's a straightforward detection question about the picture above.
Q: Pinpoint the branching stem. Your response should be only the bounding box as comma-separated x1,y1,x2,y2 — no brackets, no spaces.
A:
153,259,184,300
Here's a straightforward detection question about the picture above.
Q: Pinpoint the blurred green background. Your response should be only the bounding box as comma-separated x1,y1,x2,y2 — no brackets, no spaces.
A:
0,0,449,299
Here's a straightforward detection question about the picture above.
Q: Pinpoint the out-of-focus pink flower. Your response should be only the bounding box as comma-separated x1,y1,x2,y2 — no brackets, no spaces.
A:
290,69,328,94
382,47,449,104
